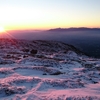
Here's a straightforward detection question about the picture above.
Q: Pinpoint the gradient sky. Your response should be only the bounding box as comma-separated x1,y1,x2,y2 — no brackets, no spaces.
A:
0,0,100,30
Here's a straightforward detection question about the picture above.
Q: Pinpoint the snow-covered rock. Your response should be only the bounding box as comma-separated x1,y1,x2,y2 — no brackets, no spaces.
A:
0,39,100,100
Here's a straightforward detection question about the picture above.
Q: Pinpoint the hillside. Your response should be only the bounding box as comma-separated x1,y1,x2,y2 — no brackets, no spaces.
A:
0,38,100,100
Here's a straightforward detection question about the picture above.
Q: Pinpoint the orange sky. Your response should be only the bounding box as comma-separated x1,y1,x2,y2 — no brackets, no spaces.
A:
0,0,100,30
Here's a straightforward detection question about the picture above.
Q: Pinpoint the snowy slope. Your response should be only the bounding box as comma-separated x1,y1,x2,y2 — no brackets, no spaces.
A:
0,38,100,100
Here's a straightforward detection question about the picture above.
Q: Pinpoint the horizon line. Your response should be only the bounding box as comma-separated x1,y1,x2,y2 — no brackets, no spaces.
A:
6,27,100,31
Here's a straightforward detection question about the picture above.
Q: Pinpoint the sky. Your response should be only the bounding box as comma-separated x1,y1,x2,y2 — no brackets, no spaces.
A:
0,0,100,30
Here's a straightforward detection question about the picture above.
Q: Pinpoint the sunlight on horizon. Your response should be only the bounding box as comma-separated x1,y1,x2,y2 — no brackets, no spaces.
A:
0,27,5,33
0,0,100,30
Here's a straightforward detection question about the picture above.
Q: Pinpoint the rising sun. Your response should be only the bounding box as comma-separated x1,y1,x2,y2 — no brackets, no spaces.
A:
0,27,5,33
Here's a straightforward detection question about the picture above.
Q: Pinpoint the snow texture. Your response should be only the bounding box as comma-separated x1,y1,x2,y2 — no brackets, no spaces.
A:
0,39,100,100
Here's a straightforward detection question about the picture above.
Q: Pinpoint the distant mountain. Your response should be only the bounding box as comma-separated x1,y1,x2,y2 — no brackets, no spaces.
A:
48,27,100,32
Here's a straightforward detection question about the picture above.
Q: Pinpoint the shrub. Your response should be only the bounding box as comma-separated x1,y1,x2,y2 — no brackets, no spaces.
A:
30,49,37,55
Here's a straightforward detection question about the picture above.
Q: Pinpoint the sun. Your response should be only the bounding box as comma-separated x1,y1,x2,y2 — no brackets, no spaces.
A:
0,27,5,33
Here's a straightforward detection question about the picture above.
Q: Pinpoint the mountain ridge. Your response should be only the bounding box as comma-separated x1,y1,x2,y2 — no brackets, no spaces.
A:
48,27,100,32
0,38,84,55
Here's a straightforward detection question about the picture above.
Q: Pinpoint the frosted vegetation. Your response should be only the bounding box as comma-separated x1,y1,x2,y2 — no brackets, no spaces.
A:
0,39,100,100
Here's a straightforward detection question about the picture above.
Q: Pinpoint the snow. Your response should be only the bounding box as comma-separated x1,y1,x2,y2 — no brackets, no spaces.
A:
0,39,100,100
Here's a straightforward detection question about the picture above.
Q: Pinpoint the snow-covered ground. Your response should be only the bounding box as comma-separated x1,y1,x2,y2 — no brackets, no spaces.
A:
0,39,100,100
